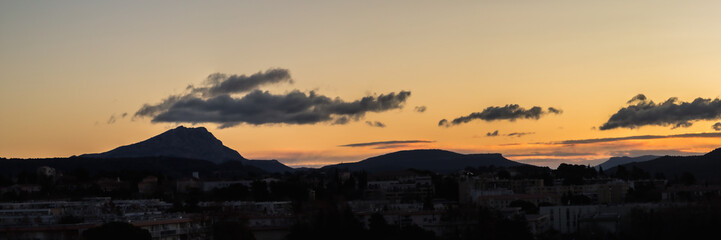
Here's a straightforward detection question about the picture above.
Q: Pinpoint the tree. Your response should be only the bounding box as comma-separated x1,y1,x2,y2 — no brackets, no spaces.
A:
213,221,256,240
82,222,151,240
680,172,696,186
509,200,539,214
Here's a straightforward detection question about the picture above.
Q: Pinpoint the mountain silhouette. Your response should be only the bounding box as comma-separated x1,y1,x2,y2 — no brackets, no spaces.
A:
82,126,293,173
83,126,245,163
322,149,525,173
610,147,721,181
596,155,660,170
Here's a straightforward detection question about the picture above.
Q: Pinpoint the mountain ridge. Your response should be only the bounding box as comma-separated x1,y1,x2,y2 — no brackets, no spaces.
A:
321,149,526,173
82,126,294,173
596,155,660,170
608,147,721,181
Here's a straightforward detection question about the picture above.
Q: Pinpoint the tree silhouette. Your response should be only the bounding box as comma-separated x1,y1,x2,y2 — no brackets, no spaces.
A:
82,222,151,240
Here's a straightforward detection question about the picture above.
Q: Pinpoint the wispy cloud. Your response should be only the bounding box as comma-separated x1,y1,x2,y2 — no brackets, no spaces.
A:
106,112,128,124
607,149,704,157
552,132,721,145
439,104,561,127
414,106,427,113
483,130,533,137
505,151,594,157
507,132,535,138
365,121,386,128
339,140,434,148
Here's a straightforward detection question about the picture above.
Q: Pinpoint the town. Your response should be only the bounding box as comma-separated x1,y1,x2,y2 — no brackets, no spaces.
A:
2,158,719,240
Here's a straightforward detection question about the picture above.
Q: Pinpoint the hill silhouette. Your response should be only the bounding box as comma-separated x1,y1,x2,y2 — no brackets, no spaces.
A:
322,149,525,173
82,126,293,173
596,155,660,170
609,147,721,181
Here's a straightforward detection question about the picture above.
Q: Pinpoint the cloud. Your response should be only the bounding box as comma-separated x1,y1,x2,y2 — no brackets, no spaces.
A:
148,90,410,126
507,132,535,137
439,104,562,127
627,94,647,104
136,69,293,118
414,106,427,113
552,132,721,145
548,107,563,114
505,151,594,157
365,121,386,128
192,68,293,97
714,122,721,131
106,112,128,124
134,68,411,126
600,94,721,130
339,140,434,148
607,149,703,157
486,130,499,137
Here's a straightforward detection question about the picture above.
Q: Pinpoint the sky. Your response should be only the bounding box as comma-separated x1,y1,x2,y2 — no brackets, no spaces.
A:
3,1,721,168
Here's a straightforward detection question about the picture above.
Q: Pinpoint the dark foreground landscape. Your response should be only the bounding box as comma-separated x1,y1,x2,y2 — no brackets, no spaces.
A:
2,127,721,240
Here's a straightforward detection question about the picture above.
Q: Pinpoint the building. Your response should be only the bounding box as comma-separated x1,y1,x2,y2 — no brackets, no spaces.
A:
540,205,599,234
366,175,434,203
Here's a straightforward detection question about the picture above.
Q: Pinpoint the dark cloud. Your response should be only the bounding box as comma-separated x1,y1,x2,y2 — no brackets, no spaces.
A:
627,94,647,104
134,68,411,127
486,130,499,137
548,107,563,114
365,121,386,128
148,90,410,126
439,104,562,127
136,68,292,118
507,132,535,137
600,94,721,130
193,68,293,97
714,122,721,131
414,106,427,113
553,132,721,145
333,116,351,125
339,140,434,147
135,94,196,118
373,144,413,149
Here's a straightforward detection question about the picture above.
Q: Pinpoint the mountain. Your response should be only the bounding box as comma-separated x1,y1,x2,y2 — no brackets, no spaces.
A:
83,126,244,163
82,126,293,173
610,148,721,181
596,155,660,170
322,149,525,173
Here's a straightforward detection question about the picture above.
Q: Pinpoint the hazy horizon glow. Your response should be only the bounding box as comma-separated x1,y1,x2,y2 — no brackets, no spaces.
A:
3,1,721,168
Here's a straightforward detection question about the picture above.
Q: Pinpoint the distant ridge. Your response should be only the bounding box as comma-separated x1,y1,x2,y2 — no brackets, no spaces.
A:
596,155,660,170
609,147,721,181
322,149,525,173
82,126,294,173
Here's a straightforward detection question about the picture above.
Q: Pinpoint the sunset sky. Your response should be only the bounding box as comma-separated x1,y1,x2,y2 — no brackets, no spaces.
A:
3,1,721,168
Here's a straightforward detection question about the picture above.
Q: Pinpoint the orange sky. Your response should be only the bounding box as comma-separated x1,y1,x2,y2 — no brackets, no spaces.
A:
3,1,721,168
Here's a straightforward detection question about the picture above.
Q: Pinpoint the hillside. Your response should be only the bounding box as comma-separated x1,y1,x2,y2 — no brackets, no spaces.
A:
596,155,660,170
610,148,721,181
322,149,525,173
81,126,293,173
